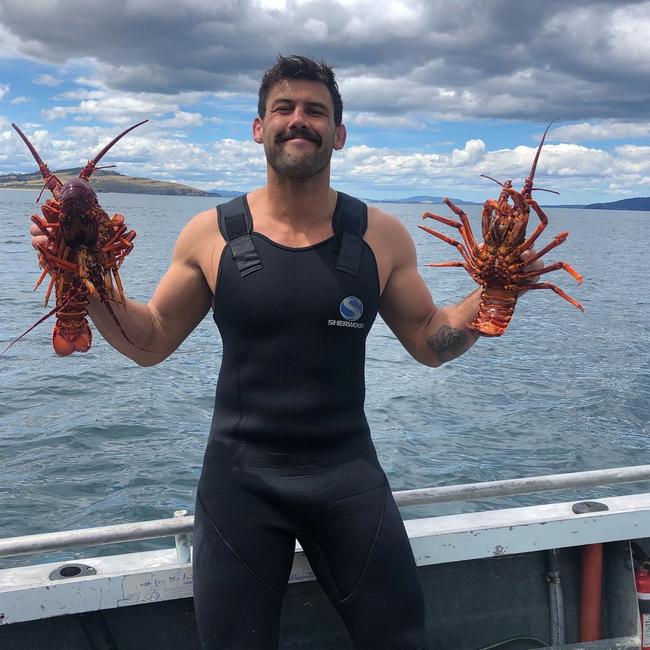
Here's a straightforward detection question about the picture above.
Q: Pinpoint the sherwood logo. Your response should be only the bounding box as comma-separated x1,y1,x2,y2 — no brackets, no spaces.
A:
328,319,365,329
328,296,365,329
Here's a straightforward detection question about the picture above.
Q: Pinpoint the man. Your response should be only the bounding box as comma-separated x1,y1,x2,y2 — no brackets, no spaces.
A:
32,56,537,649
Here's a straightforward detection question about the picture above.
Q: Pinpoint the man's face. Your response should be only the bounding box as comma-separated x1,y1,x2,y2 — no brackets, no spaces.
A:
253,79,346,179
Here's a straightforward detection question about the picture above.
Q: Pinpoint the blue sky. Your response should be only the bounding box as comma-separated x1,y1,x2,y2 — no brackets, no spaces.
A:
1,0,650,203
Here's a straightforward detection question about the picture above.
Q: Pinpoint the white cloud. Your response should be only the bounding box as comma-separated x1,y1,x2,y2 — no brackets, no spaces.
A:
10,95,29,104
33,74,61,87
0,84,8,99
4,117,650,198
346,112,427,130
552,121,650,142
329,137,650,198
451,139,485,167
156,111,204,128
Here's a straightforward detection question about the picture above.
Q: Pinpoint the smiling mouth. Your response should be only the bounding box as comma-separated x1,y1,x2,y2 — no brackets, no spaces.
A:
276,129,321,147
286,137,315,144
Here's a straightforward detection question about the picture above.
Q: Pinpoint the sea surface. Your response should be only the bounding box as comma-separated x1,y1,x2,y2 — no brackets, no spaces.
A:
1,188,648,568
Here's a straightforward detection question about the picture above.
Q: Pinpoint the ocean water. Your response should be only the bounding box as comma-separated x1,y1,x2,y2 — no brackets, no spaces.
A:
0,188,648,567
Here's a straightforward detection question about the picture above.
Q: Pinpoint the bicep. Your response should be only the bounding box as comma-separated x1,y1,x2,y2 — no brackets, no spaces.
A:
147,259,212,350
146,212,217,353
378,236,439,363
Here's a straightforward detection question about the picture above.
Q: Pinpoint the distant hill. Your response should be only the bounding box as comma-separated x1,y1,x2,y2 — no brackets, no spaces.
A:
0,168,222,197
369,195,650,211
583,197,650,211
3,169,647,211
365,195,479,205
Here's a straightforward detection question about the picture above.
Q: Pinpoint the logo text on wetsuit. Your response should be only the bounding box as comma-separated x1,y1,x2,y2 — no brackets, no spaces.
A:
328,296,365,329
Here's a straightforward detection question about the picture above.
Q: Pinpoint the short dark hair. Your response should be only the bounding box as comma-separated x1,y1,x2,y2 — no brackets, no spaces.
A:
258,55,343,126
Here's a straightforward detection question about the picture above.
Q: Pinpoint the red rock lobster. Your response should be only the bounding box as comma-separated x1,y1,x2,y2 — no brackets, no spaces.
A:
418,124,584,337
5,120,148,356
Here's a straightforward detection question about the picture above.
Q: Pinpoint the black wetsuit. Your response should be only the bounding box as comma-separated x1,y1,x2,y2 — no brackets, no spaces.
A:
193,193,427,649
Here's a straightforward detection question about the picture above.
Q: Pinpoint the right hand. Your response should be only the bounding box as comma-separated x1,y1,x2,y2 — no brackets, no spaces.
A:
29,222,50,268
30,222,49,250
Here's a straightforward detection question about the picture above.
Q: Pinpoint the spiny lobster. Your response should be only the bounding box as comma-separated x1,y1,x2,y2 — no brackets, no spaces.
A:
418,124,584,337
5,120,148,356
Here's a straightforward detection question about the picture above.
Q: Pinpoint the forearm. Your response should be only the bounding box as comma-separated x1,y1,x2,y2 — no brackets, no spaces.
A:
87,295,168,366
422,288,482,366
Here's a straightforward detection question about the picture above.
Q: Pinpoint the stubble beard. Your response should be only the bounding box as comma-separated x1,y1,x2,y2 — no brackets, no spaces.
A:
264,133,335,180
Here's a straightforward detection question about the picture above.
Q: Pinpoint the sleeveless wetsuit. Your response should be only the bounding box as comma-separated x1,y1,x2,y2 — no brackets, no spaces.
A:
193,193,427,649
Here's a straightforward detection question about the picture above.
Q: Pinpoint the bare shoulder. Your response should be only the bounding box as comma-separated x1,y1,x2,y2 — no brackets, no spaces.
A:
174,208,222,258
172,208,225,289
364,206,417,293
366,205,408,233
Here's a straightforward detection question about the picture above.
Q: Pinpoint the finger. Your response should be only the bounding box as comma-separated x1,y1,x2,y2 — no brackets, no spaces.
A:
30,223,48,237
31,235,49,251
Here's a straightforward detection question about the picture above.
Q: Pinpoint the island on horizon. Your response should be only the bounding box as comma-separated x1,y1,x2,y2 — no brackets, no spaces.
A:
1,168,648,211
0,168,230,198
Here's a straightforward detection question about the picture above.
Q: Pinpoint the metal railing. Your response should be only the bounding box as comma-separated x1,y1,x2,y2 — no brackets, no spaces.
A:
2,464,650,559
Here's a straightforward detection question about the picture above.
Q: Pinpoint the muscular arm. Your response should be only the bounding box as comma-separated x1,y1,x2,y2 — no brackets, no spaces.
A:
92,211,217,366
33,209,218,366
375,213,481,367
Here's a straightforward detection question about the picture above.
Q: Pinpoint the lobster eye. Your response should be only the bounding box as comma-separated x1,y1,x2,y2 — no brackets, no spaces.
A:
60,178,97,217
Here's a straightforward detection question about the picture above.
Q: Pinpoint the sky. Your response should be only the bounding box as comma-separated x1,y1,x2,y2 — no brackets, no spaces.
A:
1,0,650,204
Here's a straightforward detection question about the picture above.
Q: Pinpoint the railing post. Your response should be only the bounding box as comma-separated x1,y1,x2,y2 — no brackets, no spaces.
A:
174,510,191,564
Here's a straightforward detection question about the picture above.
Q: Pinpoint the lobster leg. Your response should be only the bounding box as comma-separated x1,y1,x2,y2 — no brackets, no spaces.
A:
427,260,481,284
43,274,56,306
516,231,569,267
517,260,583,284
510,198,548,256
418,225,473,266
522,282,584,311
36,244,77,272
423,201,480,254
443,198,481,253
32,213,60,233
427,261,465,268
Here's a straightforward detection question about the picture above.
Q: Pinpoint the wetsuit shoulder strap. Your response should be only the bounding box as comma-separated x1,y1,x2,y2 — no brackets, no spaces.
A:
217,195,263,277
332,192,368,276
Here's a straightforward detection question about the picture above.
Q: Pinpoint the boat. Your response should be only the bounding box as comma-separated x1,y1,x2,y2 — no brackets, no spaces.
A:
2,465,650,649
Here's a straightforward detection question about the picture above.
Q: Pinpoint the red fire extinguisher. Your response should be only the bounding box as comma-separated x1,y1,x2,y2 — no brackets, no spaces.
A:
636,563,650,649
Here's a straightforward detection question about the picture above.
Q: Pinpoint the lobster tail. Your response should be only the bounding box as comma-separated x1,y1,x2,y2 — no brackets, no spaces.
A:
469,287,519,337
80,119,148,180
11,123,63,194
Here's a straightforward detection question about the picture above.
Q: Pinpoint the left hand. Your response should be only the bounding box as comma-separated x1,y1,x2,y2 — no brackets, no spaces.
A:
520,249,543,285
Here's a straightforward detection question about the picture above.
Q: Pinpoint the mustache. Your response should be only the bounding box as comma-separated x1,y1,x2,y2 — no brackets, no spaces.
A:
275,127,322,146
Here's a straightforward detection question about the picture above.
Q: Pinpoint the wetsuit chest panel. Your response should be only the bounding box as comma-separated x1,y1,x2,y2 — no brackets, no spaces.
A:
211,212,380,443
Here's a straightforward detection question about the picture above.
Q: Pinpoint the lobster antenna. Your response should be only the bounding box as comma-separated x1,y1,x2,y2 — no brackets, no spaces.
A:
0,303,61,356
11,123,62,193
36,181,49,203
81,119,149,179
12,123,47,170
523,120,555,196
532,187,560,195
480,174,505,187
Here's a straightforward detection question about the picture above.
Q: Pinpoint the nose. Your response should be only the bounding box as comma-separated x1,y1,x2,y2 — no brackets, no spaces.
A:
287,106,309,129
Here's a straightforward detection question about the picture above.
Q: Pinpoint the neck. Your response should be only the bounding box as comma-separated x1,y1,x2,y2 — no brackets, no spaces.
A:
252,166,337,225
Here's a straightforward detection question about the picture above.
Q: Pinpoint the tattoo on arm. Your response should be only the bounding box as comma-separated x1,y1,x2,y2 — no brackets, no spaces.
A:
427,325,478,358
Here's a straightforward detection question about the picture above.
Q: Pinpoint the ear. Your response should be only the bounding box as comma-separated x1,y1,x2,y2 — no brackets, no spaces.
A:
333,123,347,150
253,117,264,144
